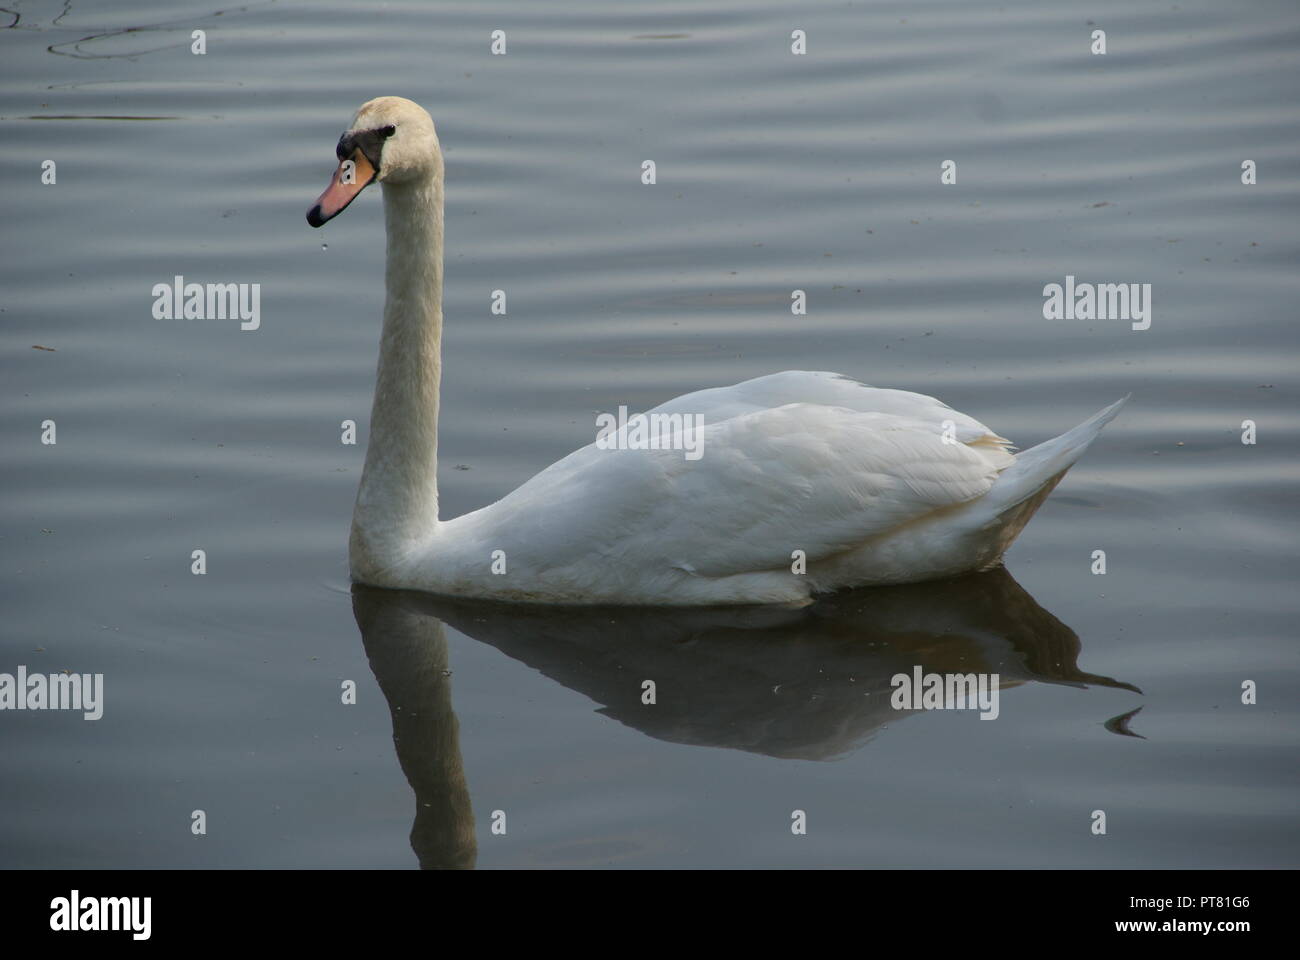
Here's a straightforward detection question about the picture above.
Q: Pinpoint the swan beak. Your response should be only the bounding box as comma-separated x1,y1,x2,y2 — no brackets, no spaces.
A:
306,149,376,227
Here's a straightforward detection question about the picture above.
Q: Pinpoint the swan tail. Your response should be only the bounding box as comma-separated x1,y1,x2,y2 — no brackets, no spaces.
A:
975,396,1129,540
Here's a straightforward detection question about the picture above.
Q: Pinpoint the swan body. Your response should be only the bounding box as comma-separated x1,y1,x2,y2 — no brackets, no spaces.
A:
309,98,1126,607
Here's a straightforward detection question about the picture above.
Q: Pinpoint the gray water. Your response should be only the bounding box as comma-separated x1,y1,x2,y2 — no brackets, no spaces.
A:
2,0,1297,868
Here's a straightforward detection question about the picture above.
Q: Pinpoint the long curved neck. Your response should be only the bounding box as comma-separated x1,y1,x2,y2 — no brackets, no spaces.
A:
351,170,444,579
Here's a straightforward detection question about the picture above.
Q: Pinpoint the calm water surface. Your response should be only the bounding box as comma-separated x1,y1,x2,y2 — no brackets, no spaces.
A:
2,0,1298,867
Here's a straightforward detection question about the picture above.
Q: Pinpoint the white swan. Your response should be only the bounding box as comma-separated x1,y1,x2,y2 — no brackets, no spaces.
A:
308,97,1126,606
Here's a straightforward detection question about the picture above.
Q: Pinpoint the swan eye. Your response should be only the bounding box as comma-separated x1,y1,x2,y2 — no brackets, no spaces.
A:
380,125,397,139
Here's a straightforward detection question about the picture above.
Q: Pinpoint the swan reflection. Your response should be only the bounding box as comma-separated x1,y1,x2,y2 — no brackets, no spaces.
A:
353,567,1137,868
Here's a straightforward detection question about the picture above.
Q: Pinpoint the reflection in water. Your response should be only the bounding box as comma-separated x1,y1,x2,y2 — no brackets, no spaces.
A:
1104,705,1146,739
353,567,1138,868
353,591,477,870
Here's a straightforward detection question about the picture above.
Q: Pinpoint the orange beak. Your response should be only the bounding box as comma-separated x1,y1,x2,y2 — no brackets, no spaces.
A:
307,148,376,227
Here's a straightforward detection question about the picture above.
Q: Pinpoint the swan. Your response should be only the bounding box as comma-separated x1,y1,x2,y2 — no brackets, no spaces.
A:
308,97,1127,606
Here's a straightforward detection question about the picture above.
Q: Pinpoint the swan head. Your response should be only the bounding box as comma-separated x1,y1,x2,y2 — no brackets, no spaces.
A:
307,96,440,227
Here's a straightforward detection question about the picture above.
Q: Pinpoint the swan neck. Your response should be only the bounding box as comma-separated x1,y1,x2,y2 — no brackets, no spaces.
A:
351,172,444,576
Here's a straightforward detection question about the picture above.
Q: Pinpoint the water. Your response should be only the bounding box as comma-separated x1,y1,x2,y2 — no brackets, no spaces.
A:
2,0,1297,868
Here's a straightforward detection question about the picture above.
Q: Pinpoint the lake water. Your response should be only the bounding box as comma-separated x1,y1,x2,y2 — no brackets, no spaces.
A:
2,0,1297,868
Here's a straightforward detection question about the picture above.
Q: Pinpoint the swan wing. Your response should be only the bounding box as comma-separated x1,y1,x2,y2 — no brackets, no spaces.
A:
472,399,1008,580
646,371,1010,448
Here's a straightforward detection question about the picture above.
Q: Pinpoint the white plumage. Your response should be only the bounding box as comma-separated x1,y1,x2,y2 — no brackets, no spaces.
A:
309,98,1126,606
